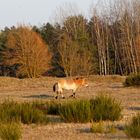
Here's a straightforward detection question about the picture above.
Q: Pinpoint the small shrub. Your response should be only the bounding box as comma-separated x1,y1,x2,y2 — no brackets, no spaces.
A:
57,95,122,122
0,122,22,140
0,100,48,124
106,124,117,134
90,95,122,121
0,101,20,123
90,122,117,134
90,121,104,133
59,100,92,123
20,103,48,124
124,74,140,86
125,114,140,138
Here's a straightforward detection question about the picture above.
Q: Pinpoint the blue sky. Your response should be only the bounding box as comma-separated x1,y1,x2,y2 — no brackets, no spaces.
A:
0,0,99,30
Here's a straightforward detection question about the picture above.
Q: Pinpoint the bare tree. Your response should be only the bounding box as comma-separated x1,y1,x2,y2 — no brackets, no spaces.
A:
57,30,93,77
57,33,78,76
91,14,110,75
90,0,140,75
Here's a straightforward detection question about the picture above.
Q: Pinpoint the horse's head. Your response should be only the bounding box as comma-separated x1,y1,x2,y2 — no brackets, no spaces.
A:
74,77,89,87
81,78,89,87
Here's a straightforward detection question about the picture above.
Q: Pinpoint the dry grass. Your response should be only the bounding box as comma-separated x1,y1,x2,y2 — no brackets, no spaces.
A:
0,75,139,139
88,75,125,83
0,77,56,89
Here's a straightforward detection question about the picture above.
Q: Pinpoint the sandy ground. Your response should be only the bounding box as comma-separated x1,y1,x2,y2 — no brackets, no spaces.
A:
0,76,139,140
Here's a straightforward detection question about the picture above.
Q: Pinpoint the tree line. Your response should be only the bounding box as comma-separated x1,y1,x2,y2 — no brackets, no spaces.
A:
0,0,140,78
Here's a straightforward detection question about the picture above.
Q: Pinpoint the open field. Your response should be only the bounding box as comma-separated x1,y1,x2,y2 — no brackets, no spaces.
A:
0,75,139,140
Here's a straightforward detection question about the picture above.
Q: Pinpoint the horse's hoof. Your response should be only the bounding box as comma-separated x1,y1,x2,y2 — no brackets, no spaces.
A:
72,95,76,98
55,96,58,99
62,97,65,99
69,95,73,98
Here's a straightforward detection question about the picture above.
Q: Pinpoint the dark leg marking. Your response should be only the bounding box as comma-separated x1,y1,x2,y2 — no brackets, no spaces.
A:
55,91,59,99
61,92,65,99
73,92,76,98
69,92,76,98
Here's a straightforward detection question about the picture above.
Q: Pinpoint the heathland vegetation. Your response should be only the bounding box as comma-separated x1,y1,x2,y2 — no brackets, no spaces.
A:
0,93,139,139
0,0,140,139
0,95,122,139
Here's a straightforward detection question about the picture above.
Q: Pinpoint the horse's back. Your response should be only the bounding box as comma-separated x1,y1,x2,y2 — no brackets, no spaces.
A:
58,78,76,90
57,77,88,89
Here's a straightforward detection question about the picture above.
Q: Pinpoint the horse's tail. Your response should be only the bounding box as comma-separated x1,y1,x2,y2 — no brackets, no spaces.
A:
53,82,58,92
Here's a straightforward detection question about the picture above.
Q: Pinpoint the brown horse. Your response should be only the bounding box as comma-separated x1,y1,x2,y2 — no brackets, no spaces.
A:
53,77,88,99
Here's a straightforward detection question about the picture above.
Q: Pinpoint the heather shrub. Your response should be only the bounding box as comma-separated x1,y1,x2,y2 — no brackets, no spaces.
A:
59,99,92,123
0,122,22,140
20,103,48,124
90,95,122,121
0,100,48,124
125,114,140,138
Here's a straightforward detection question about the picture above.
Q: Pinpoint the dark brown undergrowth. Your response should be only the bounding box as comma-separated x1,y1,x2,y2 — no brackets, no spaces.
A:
124,74,140,87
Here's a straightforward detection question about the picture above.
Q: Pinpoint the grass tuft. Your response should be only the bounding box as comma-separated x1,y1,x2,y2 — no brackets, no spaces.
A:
125,114,140,138
90,121,104,133
0,100,48,124
57,94,122,123
0,122,22,140
20,103,48,124
90,94,122,121
59,99,92,123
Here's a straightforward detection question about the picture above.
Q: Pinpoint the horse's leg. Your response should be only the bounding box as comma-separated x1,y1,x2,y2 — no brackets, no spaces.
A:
69,89,76,98
73,88,77,98
55,91,59,99
60,91,65,99
73,92,76,98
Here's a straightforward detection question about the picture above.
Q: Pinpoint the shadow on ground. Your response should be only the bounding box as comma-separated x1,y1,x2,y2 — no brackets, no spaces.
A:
108,83,124,89
48,115,64,123
78,126,127,139
78,128,91,133
128,106,140,111
22,94,54,99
